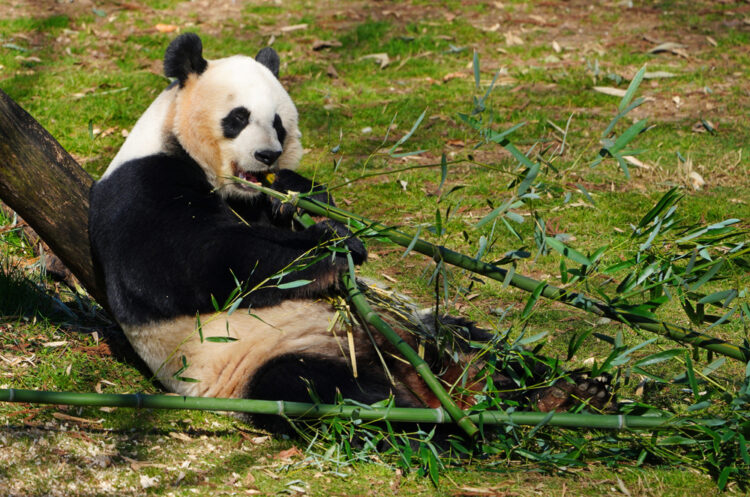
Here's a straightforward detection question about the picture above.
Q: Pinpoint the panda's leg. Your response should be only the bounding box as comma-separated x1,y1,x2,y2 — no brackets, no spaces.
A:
414,311,615,412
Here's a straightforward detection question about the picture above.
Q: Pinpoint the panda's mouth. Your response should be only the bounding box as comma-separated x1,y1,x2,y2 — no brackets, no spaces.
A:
232,161,274,189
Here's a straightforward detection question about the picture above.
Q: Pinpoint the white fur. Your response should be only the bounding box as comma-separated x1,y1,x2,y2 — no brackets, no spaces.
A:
103,54,303,195
123,300,350,398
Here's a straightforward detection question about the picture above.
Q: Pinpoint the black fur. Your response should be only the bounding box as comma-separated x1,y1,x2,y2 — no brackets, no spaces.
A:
255,47,280,78
273,114,286,145
164,33,208,87
89,154,366,326
221,106,250,139
246,354,394,433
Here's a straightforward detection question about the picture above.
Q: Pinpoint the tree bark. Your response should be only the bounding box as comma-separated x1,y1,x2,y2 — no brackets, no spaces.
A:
0,88,106,306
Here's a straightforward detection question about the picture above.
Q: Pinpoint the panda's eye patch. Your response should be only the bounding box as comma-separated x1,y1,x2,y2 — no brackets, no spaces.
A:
221,106,250,139
273,114,287,145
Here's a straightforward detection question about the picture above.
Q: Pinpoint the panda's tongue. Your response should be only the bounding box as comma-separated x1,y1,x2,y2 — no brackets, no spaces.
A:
238,171,261,184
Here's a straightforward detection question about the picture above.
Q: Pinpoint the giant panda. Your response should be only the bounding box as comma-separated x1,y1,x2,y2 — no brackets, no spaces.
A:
89,33,611,435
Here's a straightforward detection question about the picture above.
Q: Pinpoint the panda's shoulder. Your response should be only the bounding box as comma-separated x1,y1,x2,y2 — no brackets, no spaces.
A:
94,153,209,197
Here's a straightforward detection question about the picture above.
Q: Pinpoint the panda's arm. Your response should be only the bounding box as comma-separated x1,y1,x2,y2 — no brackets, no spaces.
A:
90,155,363,323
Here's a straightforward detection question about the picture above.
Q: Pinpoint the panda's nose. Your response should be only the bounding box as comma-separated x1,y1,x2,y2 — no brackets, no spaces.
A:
254,149,282,166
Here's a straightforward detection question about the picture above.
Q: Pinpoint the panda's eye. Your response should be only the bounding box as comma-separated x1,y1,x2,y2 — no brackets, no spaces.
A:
221,106,250,139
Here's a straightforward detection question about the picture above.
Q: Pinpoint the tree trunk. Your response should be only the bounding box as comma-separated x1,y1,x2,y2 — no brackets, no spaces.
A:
0,88,106,306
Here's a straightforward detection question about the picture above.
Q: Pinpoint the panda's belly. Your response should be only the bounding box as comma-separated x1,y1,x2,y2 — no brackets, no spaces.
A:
122,299,345,398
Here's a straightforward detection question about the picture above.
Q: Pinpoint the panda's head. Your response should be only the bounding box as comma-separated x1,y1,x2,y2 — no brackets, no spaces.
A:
164,33,302,199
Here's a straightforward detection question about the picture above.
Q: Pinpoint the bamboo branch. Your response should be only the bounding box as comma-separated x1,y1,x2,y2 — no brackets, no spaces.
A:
0,388,680,431
342,266,479,439
245,182,749,362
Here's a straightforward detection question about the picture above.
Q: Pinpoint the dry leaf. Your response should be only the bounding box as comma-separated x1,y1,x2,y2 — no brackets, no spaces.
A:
280,24,307,33
442,71,467,82
504,31,523,46
154,23,178,33
644,71,675,79
552,40,561,53
672,95,682,107
482,23,500,32
360,53,390,69
312,39,342,51
326,64,338,79
648,42,689,58
689,171,705,190
168,431,193,442
139,475,159,489
593,86,627,97
274,446,303,460
622,155,652,169
42,341,67,348
52,412,100,425
706,36,718,47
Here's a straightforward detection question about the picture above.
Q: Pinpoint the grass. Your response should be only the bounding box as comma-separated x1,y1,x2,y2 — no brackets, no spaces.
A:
1,0,749,495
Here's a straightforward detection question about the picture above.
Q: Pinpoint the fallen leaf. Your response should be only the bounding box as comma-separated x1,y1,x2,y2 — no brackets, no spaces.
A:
274,446,303,460
53,412,100,425
312,39,342,51
42,340,68,348
155,23,178,33
326,64,338,79
644,71,675,79
168,431,193,442
443,71,467,82
593,86,627,97
552,40,561,53
706,36,718,47
280,24,308,32
622,155,652,169
482,23,500,32
139,475,159,489
689,171,705,190
360,53,390,69
504,31,524,46
648,41,689,58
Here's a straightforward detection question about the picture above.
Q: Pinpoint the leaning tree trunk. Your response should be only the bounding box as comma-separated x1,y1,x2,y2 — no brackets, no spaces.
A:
0,88,106,306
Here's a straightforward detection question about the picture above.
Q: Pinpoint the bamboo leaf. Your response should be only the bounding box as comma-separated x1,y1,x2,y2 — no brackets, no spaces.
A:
277,279,313,289
689,260,724,291
473,50,480,89
226,296,243,316
634,349,682,367
400,225,422,259
545,236,593,266
698,289,737,305
205,336,239,343
619,65,647,112
521,281,546,319
517,162,540,196
390,109,427,153
438,154,448,194
575,183,596,206
610,119,648,154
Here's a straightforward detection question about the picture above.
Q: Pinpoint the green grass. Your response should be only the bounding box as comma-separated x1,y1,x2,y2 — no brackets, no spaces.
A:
1,0,749,494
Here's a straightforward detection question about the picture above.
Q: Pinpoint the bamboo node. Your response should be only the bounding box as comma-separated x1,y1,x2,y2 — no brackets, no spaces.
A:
277,400,285,415
7,388,14,402
435,408,444,423
618,414,625,430
135,392,143,409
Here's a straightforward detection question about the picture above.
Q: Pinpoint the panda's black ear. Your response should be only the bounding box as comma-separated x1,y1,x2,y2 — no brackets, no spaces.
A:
255,47,280,79
164,33,208,87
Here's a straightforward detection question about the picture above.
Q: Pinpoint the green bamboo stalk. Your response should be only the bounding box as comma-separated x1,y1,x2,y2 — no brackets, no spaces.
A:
0,388,680,430
244,182,749,362
341,268,479,439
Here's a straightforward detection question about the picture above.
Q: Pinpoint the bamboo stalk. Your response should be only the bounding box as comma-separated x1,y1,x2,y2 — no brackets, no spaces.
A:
341,269,479,439
246,183,749,362
0,388,679,430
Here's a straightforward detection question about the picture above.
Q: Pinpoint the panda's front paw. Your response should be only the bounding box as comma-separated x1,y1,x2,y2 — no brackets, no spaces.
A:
314,220,367,266
269,196,297,226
